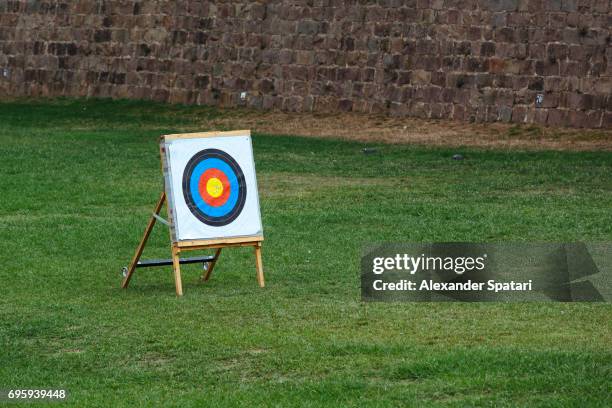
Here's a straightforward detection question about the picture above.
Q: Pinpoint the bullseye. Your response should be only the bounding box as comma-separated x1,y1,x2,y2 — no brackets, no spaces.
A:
182,149,247,226
207,178,223,197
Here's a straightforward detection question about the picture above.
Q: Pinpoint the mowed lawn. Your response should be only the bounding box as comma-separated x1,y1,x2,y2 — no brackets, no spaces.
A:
0,99,611,407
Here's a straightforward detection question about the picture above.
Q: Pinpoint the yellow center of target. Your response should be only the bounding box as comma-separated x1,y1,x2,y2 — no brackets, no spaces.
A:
206,177,224,198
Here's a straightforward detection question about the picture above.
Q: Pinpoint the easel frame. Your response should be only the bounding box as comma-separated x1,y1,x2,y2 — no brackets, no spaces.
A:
121,130,264,296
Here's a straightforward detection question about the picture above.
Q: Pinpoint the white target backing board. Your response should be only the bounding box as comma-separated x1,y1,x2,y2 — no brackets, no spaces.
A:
160,130,263,243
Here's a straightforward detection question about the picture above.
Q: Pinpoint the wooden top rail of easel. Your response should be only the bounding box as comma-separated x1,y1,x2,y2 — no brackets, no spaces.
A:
163,130,250,141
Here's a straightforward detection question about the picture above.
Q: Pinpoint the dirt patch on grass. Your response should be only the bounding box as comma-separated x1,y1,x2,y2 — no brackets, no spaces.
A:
205,109,612,152
7,98,609,151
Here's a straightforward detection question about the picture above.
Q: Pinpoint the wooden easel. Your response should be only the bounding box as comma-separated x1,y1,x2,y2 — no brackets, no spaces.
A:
121,191,264,296
121,130,264,296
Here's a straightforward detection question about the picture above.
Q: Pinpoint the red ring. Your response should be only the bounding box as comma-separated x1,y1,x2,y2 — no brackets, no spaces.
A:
198,168,231,207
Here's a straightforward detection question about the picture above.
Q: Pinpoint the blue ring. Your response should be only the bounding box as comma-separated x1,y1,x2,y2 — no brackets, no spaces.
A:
188,158,239,218
182,149,247,227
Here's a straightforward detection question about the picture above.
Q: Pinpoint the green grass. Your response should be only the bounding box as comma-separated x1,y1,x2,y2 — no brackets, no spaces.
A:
0,98,611,407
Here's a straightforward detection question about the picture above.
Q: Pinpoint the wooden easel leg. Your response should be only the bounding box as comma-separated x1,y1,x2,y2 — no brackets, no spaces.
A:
202,248,222,281
254,243,264,288
171,246,183,296
122,192,166,289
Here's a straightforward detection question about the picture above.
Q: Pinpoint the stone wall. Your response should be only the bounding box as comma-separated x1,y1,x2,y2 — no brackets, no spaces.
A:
0,0,610,128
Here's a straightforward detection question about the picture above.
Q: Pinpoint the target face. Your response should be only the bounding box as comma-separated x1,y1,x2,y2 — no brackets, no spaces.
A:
161,131,263,242
182,149,247,226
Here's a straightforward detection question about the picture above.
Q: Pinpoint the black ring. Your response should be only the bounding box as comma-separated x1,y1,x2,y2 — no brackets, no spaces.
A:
182,149,247,227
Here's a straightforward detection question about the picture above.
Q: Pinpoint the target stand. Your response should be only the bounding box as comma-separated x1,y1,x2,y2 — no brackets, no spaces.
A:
121,130,264,296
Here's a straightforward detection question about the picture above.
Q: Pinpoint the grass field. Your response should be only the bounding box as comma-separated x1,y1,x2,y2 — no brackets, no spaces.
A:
0,99,611,407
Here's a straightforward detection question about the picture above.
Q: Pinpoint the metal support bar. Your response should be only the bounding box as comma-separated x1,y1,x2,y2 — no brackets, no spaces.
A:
152,213,169,226
136,255,216,268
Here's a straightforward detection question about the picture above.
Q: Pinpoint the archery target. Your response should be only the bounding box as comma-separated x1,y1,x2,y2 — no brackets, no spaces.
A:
182,149,247,227
162,132,262,242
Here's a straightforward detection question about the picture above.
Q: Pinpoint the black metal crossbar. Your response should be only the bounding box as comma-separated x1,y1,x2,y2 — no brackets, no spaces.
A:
136,256,216,268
